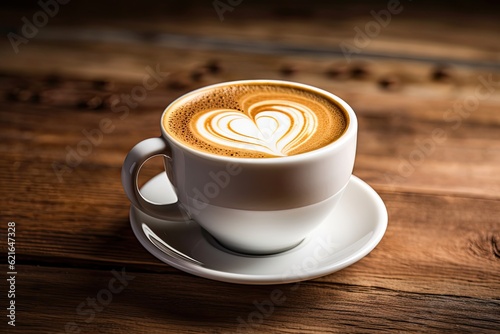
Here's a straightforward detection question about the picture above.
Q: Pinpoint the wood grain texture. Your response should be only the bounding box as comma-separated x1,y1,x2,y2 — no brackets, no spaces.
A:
1,1,500,333
10,265,500,333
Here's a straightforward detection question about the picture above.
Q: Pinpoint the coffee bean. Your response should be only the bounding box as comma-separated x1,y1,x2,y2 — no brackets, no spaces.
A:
190,68,208,82
6,86,41,102
17,89,34,102
378,76,401,90
279,64,298,76
325,65,349,79
92,79,114,91
77,96,104,110
30,91,41,103
5,89,19,102
205,60,221,74
350,64,369,79
432,66,452,81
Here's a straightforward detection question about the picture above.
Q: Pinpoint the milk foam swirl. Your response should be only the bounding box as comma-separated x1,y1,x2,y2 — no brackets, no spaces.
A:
195,100,318,156
164,82,348,158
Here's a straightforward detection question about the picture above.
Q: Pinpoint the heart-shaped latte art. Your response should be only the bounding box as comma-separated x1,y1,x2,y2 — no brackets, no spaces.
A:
195,100,318,156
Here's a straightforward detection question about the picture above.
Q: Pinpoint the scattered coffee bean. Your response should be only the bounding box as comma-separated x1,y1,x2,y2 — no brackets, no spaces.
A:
6,81,28,101
190,68,208,82
5,89,19,102
432,66,452,81
92,79,114,91
30,91,41,103
205,60,221,74
350,64,369,79
378,76,401,90
325,65,349,79
77,96,104,110
279,64,297,76
17,89,35,102
6,87,43,103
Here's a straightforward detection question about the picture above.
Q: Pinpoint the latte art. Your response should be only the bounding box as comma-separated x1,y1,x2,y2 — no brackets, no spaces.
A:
163,82,348,158
195,100,318,156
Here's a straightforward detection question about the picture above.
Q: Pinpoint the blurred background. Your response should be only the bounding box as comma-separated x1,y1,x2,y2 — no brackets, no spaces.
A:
1,0,499,193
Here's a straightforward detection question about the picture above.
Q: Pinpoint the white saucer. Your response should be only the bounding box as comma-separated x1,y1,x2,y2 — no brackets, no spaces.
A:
130,173,388,285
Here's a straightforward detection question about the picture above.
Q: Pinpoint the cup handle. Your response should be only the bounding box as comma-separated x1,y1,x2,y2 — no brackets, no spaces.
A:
121,137,190,220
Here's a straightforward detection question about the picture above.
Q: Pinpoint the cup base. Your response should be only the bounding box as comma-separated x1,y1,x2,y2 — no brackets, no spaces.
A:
201,229,305,256
191,185,349,256
131,173,388,284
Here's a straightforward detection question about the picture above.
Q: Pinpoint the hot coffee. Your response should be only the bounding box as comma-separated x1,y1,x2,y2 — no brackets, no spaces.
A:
123,80,358,253
163,82,348,158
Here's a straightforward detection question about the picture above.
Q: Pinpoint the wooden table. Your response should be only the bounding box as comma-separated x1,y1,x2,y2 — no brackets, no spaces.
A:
1,1,499,333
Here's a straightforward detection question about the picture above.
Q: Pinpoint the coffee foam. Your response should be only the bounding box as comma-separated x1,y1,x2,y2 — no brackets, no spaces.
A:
163,83,348,158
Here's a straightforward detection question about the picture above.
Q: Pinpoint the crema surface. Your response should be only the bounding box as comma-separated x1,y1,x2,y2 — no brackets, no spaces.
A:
163,82,348,158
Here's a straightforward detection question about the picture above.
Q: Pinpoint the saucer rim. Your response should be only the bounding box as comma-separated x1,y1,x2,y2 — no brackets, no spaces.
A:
129,174,388,285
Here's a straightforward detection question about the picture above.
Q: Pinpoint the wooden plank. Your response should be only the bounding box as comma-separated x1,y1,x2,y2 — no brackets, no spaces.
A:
1,71,499,304
10,265,500,333
2,55,500,200
2,147,499,300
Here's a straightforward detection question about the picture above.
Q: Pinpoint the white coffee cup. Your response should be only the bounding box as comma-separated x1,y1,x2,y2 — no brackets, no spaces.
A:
122,80,357,254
